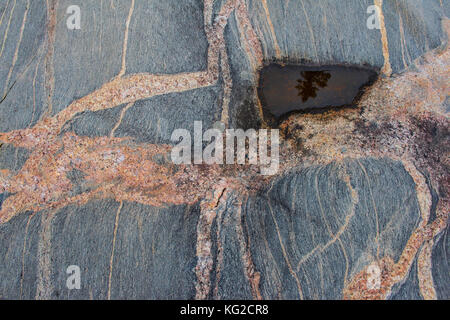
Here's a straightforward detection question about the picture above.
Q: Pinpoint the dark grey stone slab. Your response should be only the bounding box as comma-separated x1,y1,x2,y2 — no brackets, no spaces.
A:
113,85,223,144
0,0,447,300
62,102,127,138
431,225,450,299
0,199,200,300
0,211,40,299
48,200,120,300
108,202,199,300
0,0,47,131
0,143,30,173
125,0,208,75
0,157,438,299
389,257,423,300
247,0,445,73
210,193,254,300
225,13,263,130
248,0,384,67
241,158,420,299
383,0,446,73
51,0,128,115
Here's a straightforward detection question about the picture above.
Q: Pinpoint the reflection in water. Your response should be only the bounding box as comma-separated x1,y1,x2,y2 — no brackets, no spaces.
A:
295,71,331,102
258,63,378,118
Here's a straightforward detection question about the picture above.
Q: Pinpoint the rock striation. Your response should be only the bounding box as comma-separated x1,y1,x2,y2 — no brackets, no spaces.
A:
0,0,448,300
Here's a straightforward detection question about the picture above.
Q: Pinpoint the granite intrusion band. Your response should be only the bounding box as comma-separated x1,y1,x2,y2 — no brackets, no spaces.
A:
374,0,392,77
195,182,228,300
0,0,260,224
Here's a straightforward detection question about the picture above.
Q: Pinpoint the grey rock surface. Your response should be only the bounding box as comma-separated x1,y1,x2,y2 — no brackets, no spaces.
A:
0,158,426,299
0,0,448,300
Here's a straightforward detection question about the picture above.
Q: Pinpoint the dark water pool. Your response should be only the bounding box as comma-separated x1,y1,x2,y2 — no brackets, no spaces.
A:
258,64,378,119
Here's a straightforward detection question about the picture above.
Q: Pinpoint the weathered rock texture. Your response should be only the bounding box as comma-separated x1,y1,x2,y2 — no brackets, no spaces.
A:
0,0,448,300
